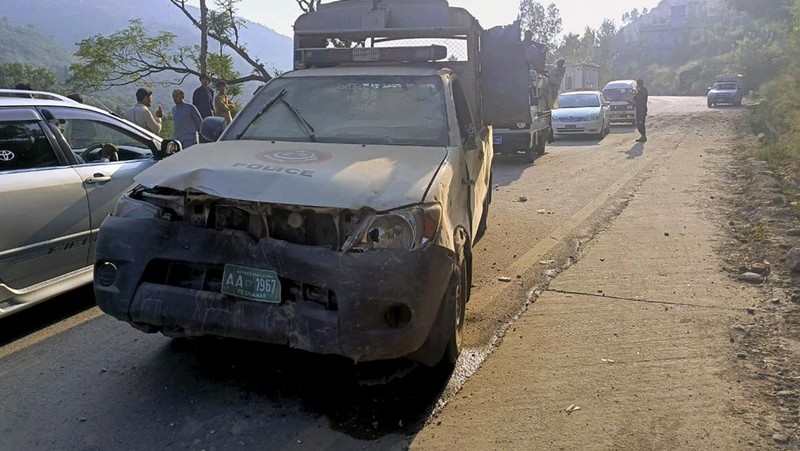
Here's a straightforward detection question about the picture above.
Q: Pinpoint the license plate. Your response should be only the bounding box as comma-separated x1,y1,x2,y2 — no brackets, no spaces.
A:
565,124,577,129
222,264,281,303
493,135,503,145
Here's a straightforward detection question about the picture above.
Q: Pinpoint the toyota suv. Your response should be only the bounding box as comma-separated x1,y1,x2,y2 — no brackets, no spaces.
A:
0,89,179,318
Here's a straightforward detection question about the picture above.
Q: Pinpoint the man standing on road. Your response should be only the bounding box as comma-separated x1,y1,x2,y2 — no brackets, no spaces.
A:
634,78,649,143
192,74,215,119
124,88,162,134
171,89,202,148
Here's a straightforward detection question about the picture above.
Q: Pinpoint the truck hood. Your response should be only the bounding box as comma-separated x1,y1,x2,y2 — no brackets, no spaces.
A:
135,141,447,211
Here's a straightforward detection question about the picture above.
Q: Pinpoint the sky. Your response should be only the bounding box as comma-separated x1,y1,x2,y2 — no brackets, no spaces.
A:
209,0,664,38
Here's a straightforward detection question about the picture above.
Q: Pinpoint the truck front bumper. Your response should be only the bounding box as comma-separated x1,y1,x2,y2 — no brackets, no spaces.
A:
94,216,455,362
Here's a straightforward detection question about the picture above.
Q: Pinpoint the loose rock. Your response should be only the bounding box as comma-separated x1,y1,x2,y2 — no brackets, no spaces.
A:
498,277,512,283
738,272,764,284
773,434,790,444
785,228,800,237
787,247,800,273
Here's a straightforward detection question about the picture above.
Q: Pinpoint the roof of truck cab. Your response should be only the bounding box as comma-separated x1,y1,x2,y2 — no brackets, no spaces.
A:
282,66,448,78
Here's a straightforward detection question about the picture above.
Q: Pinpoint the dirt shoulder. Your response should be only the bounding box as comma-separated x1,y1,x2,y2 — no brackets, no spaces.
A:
410,107,775,449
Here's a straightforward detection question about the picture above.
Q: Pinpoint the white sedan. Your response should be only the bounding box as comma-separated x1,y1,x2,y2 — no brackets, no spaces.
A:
551,91,611,139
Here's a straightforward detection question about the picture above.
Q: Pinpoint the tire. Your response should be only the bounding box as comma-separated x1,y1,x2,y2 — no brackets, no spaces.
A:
442,231,469,366
411,229,470,367
524,145,536,163
708,101,714,108
535,133,546,156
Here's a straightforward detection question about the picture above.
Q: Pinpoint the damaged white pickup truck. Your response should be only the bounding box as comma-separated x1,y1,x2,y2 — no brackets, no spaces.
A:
94,0,533,366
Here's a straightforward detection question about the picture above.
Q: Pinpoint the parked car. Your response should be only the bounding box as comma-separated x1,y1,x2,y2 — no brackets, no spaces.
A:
707,81,743,107
551,91,611,139
602,80,637,124
0,89,180,318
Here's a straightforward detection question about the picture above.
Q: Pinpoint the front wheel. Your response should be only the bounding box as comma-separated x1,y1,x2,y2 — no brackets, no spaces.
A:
442,231,469,365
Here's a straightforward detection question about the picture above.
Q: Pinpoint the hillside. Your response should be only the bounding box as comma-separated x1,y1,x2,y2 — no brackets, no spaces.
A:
0,17,73,75
610,0,779,95
0,0,294,108
0,0,293,73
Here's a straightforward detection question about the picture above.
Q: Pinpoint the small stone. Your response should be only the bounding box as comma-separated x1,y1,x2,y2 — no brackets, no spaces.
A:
517,196,528,203
785,228,800,237
498,277,512,283
536,209,547,214
771,298,781,304
736,352,747,359
78,417,87,423
100,368,108,373
776,390,795,397
738,272,764,284
773,434,790,444
786,247,800,273
664,232,670,237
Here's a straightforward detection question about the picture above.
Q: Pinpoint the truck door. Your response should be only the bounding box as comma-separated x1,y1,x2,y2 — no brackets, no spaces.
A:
452,79,490,239
480,21,534,127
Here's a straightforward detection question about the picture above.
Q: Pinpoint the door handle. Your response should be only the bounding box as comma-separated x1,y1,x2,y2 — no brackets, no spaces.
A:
85,173,112,184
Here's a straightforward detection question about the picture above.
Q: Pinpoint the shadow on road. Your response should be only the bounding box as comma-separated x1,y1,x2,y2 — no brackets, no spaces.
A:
625,142,645,160
610,125,637,135
0,286,96,347
159,337,454,441
492,153,539,187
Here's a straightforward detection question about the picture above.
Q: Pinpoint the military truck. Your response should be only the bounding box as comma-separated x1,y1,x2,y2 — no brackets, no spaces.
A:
94,0,533,367
492,31,563,163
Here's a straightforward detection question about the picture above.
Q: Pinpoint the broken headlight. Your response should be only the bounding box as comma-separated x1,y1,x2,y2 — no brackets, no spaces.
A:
113,190,162,219
346,204,442,252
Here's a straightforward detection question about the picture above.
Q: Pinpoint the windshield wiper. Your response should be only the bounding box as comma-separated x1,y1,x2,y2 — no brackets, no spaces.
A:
279,98,316,142
251,88,287,123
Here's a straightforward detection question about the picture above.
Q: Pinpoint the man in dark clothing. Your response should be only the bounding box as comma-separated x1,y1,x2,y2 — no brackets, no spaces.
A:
192,74,215,119
634,78,649,143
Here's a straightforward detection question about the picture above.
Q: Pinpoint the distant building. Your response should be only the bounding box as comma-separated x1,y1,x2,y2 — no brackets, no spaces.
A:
561,63,601,92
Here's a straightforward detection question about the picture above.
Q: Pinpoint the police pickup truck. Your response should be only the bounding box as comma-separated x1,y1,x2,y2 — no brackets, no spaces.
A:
94,0,533,366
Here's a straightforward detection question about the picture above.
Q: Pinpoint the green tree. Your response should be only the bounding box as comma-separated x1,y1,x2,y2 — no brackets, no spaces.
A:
596,19,618,82
518,0,563,49
0,62,59,91
68,0,272,94
296,0,324,12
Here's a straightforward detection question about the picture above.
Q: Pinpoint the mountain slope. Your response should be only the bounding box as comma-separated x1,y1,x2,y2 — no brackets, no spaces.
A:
0,0,293,73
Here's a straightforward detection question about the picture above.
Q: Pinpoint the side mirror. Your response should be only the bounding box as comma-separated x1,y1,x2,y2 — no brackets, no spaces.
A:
200,117,227,142
156,139,182,160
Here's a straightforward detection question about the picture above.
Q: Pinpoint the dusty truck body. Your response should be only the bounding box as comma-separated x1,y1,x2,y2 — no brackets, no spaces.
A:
491,30,557,163
93,0,529,366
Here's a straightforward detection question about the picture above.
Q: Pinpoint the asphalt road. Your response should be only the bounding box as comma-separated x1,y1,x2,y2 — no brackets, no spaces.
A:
0,97,733,450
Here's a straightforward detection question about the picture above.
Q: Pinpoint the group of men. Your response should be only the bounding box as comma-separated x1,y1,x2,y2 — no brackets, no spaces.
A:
123,74,236,148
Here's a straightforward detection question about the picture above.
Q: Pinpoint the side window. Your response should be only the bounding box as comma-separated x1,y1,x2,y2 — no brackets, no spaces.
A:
0,121,60,172
452,80,477,149
45,108,154,164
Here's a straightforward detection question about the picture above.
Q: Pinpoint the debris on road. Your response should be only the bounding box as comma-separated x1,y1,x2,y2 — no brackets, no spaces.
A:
600,358,615,364
738,272,765,284
536,209,547,214
539,260,555,265
517,196,528,203
772,434,790,444
786,247,800,273
564,404,581,415
498,277,513,283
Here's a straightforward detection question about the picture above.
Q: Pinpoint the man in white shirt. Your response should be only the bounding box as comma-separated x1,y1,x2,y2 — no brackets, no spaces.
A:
124,88,163,134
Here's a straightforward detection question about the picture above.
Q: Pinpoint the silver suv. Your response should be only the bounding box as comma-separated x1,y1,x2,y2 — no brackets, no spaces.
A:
0,89,179,318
